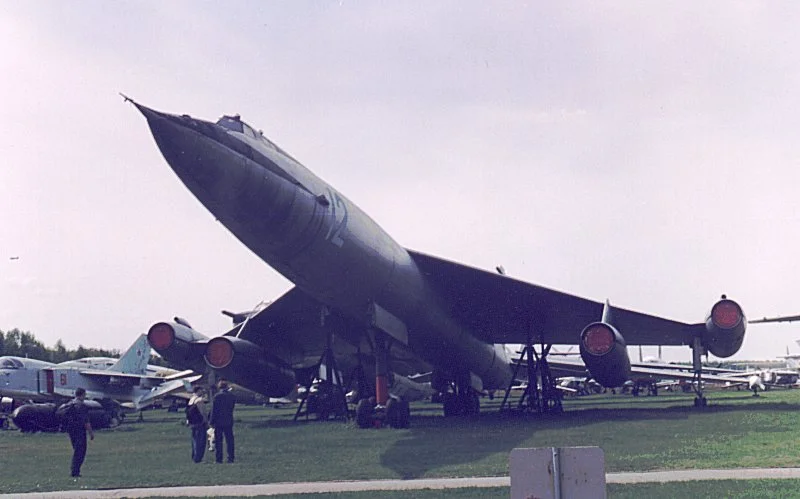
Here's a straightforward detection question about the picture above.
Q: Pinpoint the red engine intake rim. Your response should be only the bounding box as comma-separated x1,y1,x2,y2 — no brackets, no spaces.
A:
582,324,615,356
711,300,742,329
205,337,234,369
147,323,176,350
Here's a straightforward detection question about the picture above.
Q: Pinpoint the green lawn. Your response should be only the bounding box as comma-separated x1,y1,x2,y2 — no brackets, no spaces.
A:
1,389,799,495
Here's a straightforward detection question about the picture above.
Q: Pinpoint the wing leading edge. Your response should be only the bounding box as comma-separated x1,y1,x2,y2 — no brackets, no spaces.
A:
407,249,699,347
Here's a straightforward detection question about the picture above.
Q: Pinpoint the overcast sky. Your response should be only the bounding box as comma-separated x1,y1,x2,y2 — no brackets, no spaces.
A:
2,2,800,363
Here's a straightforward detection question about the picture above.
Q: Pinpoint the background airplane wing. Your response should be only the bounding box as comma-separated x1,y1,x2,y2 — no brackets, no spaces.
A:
749,315,800,324
408,250,698,346
76,370,168,381
135,375,202,410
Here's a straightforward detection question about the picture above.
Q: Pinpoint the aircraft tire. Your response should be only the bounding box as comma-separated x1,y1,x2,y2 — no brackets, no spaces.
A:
396,400,410,428
385,399,410,428
355,399,373,429
464,392,480,416
442,393,462,417
316,389,331,421
386,398,399,427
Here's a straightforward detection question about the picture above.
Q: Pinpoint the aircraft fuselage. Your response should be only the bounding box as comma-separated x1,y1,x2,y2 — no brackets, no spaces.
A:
138,107,512,390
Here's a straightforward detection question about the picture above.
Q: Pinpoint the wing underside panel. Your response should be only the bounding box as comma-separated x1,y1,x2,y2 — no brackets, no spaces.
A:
228,287,430,375
407,249,696,346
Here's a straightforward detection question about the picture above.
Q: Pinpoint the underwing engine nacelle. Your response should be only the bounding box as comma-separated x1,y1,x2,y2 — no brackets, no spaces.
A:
703,298,747,358
579,322,631,387
147,322,209,373
204,336,296,398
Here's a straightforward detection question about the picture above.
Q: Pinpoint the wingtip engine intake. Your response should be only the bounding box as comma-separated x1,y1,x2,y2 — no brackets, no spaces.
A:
146,322,209,373
203,336,296,398
704,297,746,358
579,322,631,387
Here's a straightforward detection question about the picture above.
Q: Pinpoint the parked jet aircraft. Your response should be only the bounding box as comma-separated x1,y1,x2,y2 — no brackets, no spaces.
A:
743,316,800,373
0,335,195,412
130,99,747,427
782,342,800,370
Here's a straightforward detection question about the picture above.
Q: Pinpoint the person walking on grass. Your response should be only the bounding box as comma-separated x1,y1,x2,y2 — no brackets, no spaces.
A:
63,387,94,478
210,379,236,463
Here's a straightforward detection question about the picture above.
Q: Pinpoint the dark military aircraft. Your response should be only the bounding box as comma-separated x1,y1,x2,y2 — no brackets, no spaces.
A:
129,99,747,427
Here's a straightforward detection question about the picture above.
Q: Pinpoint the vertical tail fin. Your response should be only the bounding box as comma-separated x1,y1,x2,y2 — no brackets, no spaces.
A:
108,335,150,375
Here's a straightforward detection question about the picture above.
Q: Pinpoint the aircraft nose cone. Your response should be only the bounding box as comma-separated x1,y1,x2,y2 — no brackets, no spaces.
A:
128,100,276,228
122,95,174,125
129,101,227,192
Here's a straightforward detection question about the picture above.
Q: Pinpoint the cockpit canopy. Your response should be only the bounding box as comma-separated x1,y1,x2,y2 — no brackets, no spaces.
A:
217,114,251,135
0,357,23,369
216,115,282,152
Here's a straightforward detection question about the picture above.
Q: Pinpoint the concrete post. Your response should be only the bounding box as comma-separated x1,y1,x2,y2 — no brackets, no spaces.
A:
510,446,606,499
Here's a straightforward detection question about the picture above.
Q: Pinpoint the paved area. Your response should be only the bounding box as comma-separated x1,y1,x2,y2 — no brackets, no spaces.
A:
4,468,800,498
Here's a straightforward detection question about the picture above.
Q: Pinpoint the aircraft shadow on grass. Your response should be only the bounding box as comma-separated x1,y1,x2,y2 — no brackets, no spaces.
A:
241,397,800,479
378,400,800,479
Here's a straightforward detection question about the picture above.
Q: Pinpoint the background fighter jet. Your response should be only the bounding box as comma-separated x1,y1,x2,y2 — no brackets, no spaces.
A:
0,334,196,414
133,101,748,427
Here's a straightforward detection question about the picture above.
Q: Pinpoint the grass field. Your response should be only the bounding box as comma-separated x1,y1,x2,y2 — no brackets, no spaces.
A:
2,388,800,496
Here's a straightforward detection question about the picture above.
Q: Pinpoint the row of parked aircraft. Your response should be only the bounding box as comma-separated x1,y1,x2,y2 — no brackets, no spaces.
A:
0,335,199,431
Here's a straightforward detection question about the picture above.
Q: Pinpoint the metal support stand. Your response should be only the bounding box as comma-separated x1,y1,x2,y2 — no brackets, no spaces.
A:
293,345,348,421
691,336,708,407
294,308,348,422
501,333,562,414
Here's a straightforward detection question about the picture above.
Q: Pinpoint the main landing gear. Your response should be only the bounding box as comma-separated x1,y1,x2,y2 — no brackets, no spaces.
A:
354,330,411,429
441,378,481,418
355,395,411,429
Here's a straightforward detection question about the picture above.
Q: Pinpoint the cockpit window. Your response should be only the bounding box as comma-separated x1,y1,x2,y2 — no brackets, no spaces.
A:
216,114,295,159
0,358,22,369
217,115,244,133
218,115,261,139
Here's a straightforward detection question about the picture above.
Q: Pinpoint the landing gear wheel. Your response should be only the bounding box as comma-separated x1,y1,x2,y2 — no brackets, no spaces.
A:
463,391,480,416
397,401,410,428
314,383,347,421
386,398,399,427
693,396,707,407
442,393,462,417
355,399,374,429
386,399,410,428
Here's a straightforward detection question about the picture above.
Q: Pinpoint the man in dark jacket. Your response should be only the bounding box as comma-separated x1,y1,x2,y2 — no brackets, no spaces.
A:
64,387,94,477
187,386,209,463
210,379,236,463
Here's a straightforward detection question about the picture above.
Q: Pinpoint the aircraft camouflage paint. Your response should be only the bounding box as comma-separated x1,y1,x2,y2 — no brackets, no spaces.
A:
130,99,747,427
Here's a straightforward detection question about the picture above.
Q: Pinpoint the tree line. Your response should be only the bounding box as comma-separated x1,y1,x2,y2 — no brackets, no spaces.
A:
0,328,121,364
